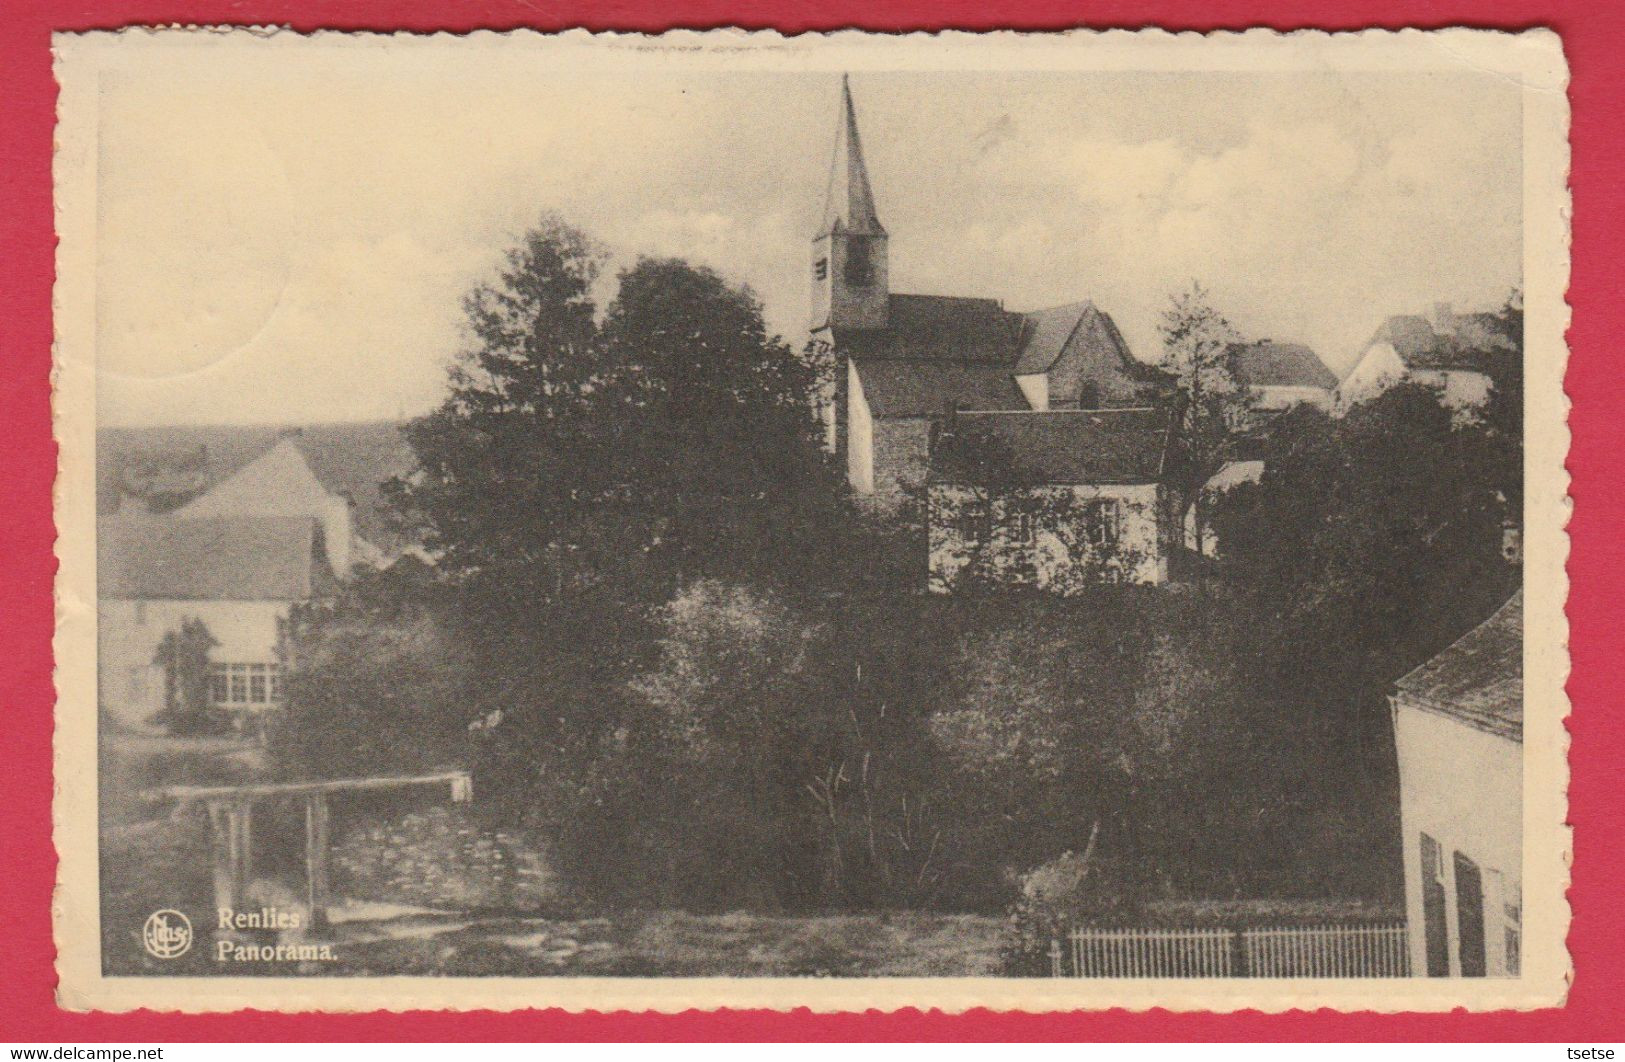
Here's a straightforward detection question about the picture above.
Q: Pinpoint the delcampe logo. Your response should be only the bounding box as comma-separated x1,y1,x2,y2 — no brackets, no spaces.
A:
141,909,192,959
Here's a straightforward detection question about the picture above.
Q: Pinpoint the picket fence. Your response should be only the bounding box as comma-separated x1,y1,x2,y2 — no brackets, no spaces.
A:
1052,922,1410,978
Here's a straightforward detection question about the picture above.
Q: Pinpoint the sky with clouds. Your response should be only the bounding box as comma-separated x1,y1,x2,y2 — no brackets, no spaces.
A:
94,53,1522,427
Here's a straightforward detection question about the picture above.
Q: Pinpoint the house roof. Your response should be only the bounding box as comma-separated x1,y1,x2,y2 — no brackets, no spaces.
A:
1229,340,1338,390
1394,591,1522,741
1013,302,1094,375
929,408,1172,486
100,515,333,601
851,358,1028,417
97,422,417,555
837,296,1166,412
1369,313,1514,373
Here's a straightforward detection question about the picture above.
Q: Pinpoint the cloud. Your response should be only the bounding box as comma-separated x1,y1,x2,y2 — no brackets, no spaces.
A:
93,63,1522,424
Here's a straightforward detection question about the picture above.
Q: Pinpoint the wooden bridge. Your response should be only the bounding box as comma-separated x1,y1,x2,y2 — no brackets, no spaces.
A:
160,769,473,929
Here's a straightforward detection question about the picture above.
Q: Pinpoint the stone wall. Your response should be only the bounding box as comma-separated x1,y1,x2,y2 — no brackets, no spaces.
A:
873,417,932,500
331,805,557,912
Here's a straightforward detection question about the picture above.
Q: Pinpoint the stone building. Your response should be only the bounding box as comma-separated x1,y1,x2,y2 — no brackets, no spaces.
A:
809,78,1172,504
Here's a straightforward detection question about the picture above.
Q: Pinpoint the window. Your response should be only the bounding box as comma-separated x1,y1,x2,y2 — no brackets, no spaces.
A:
1503,878,1522,976
1003,502,1037,546
956,503,991,548
844,240,874,286
813,257,828,281
1419,833,1450,977
1453,850,1487,977
209,663,284,709
1085,499,1122,551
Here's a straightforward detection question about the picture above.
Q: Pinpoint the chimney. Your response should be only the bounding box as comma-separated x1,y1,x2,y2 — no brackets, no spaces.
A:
1428,302,1455,332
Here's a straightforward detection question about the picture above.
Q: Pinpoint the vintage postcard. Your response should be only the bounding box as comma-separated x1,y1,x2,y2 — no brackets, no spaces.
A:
52,27,1570,1013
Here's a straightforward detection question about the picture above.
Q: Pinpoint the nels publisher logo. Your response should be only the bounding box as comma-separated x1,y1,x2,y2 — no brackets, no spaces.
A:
142,909,192,959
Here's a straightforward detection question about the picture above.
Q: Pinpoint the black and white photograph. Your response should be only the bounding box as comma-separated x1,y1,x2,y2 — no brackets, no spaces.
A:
51,28,1570,1012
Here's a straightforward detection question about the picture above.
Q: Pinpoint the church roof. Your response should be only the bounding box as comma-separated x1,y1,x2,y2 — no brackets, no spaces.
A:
838,294,1025,363
851,358,1027,417
929,408,1172,486
1228,340,1338,390
1394,591,1522,741
821,76,885,237
100,515,334,601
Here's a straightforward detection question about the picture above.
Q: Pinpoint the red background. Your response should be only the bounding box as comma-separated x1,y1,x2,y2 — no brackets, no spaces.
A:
1,0,1618,1041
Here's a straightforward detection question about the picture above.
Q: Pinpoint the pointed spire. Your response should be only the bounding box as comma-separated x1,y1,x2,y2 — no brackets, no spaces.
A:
822,75,885,236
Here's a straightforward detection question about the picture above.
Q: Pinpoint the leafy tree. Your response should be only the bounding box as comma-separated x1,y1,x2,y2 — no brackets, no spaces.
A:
1210,383,1519,755
1157,282,1249,550
597,258,844,592
390,215,628,607
151,617,222,735
1481,287,1524,515
273,561,475,779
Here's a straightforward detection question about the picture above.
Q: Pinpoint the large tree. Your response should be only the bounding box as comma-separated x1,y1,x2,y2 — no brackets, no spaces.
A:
1209,383,1519,753
597,257,842,591
391,216,628,603
1157,282,1250,550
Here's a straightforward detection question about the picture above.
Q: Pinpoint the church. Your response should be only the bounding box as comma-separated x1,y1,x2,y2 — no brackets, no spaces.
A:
809,79,1180,588
809,79,1176,503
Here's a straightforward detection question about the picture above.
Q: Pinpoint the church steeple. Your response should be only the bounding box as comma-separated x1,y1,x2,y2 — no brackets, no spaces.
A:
822,75,886,237
811,75,889,332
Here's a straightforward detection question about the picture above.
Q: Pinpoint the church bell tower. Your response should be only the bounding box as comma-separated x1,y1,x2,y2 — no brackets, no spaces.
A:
811,76,889,334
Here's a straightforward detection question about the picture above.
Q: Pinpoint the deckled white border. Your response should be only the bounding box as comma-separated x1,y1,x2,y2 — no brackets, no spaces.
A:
51,25,1572,1014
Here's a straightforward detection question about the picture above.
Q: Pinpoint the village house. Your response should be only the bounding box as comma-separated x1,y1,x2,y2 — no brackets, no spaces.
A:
810,78,1172,502
926,408,1174,593
97,514,337,732
1336,302,1515,414
1175,341,1336,558
96,424,414,733
1391,590,1522,978
1228,339,1338,414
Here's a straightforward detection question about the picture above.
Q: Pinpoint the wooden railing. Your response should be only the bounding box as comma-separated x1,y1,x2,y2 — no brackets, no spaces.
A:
1052,921,1410,978
156,769,472,928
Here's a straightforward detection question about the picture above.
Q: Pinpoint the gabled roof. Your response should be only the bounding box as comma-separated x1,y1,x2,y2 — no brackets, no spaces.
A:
1394,591,1522,741
851,358,1028,417
820,76,885,237
1229,340,1338,390
1013,302,1095,375
97,422,417,554
100,515,333,601
929,408,1172,486
834,294,1024,363
1369,312,1514,373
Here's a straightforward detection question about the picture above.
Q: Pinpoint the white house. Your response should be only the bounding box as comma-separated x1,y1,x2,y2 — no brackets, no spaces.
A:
97,514,337,732
1391,590,1522,978
1337,303,1514,414
96,426,410,734
926,408,1173,593
170,436,361,576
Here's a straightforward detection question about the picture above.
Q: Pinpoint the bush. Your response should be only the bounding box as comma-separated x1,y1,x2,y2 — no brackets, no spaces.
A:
272,580,477,780
1004,847,1144,975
